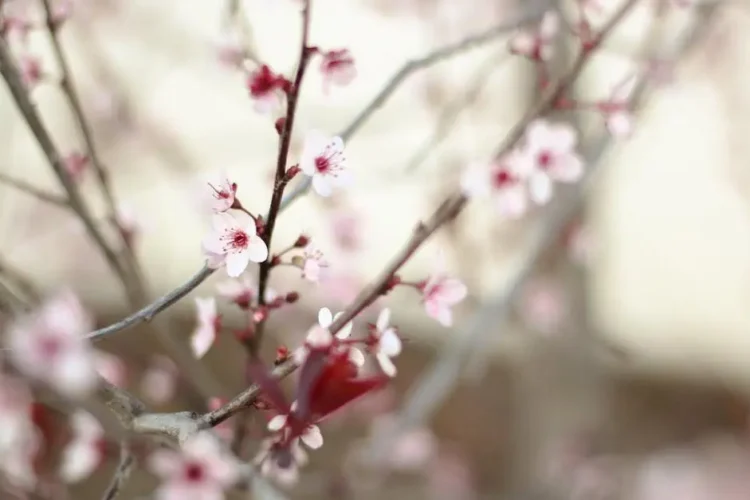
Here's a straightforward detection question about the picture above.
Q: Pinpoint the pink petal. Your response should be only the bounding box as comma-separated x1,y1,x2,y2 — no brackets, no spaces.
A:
437,279,468,304
495,186,528,218
246,238,269,263
267,414,287,431
190,325,216,358
548,123,578,152
509,32,536,56
312,175,334,197
539,10,560,39
550,154,584,182
301,425,323,449
606,111,633,138
225,251,250,277
60,440,101,483
148,449,181,478
529,172,553,204
425,300,453,327
376,352,397,377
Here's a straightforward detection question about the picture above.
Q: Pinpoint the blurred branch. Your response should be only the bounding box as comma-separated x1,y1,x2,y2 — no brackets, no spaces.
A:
101,443,135,500
0,170,69,207
0,37,133,297
86,264,214,341
0,254,40,304
366,1,720,464
404,48,512,174
279,3,549,212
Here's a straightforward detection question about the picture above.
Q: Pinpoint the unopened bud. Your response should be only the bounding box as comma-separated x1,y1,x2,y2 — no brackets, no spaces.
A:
294,234,309,248
285,292,299,303
275,117,286,134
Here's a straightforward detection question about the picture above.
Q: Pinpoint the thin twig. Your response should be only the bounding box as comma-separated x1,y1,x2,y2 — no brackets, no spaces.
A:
101,443,135,500
365,0,718,464
0,170,69,207
278,3,549,212
41,0,139,280
252,0,313,352
86,264,214,341
0,37,133,299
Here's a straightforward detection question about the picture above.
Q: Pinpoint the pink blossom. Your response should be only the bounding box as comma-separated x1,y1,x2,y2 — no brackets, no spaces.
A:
317,307,364,366
59,411,105,483
367,309,402,377
300,243,329,283
63,152,89,182
94,350,127,387
149,431,241,500
520,119,584,205
598,74,637,138
420,256,468,327
299,131,351,197
141,355,179,405
202,212,269,277
246,64,287,114
206,172,237,213
509,11,559,61
461,152,532,218
253,436,308,486
320,49,356,92
292,307,363,366
6,290,98,398
190,297,220,359
268,406,324,450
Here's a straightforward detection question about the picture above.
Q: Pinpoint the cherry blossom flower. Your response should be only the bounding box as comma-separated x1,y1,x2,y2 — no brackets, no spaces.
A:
268,405,324,450
509,10,559,61
320,49,356,92
299,131,351,197
598,74,637,138
461,151,533,218
316,307,364,366
59,411,105,483
206,172,238,213
247,64,287,114
63,152,89,182
149,431,241,500
300,243,329,283
5,290,98,398
366,309,402,377
94,350,127,387
520,119,584,205
141,355,179,405
420,256,468,327
190,297,220,359
202,212,269,277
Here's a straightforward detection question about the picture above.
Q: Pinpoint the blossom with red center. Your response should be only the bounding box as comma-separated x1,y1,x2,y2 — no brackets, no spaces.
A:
300,243,329,283
5,290,98,398
206,172,238,213
59,411,106,483
420,255,468,327
508,11,559,61
202,212,269,277
320,49,356,92
519,119,584,205
190,297,220,359
299,130,351,197
461,150,533,218
366,309,402,377
598,74,637,138
149,431,241,500
63,152,89,182
247,64,287,114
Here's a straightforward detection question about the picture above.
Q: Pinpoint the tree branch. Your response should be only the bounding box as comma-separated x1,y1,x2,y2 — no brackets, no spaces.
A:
101,443,135,500
278,3,549,212
0,170,69,207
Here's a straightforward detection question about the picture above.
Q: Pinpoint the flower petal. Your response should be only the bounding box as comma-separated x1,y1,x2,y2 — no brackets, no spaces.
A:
190,325,216,358
267,414,287,432
312,175,334,197
348,347,365,367
246,237,269,263
376,352,397,377
225,251,250,277
529,172,553,205
317,308,333,328
380,329,402,357
301,425,323,450
376,308,391,332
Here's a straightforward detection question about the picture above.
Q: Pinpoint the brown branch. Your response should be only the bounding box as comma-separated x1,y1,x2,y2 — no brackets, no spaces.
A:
278,3,549,212
0,37,134,299
252,0,313,352
101,443,135,500
0,170,69,207
41,0,139,280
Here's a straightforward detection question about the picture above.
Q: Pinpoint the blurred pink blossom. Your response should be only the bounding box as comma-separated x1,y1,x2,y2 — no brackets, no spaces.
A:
190,297,220,359
59,411,105,483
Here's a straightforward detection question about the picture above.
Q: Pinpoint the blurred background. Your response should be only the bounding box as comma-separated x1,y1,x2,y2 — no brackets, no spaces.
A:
3,0,750,498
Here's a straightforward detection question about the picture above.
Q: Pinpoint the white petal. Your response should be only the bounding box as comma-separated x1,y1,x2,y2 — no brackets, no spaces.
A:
147,449,181,478
60,441,100,483
317,308,333,328
376,352,397,377
509,32,535,56
334,317,353,339
306,326,333,347
376,308,391,332
606,111,633,138
379,329,402,357
301,425,323,449
550,154,584,182
495,186,528,218
348,347,365,367
312,175,334,197
460,164,491,197
267,414,287,432
529,172,553,205
225,251,250,277
212,212,237,233
539,10,560,38
190,325,215,359
55,350,98,398
246,237,269,263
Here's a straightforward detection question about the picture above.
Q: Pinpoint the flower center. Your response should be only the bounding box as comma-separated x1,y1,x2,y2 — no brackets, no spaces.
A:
492,169,514,188
537,150,553,169
315,156,330,174
38,336,62,359
231,230,248,249
184,462,205,482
